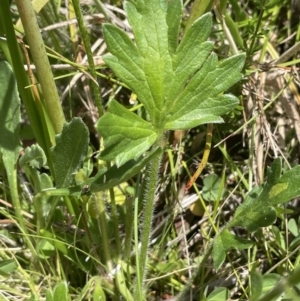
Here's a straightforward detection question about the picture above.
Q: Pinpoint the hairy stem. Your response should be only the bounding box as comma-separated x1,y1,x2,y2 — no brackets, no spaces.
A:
135,135,164,299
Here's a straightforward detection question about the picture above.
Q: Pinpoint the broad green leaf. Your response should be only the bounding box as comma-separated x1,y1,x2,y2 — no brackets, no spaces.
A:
288,219,299,237
238,206,277,232
115,269,134,301
46,290,54,301
38,173,55,218
40,229,69,255
37,239,55,259
212,234,226,270
97,100,157,166
91,147,162,192
93,277,106,301
51,118,89,188
0,61,22,166
260,157,282,192
207,287,229,301
53,282,69,301
231,199,277,232
230,158,300,232
260,274,281,298
267,165,300,205
272,225,286,250
250,270,263,301
212,229,252,269
218,229,253,250
0,259,18,276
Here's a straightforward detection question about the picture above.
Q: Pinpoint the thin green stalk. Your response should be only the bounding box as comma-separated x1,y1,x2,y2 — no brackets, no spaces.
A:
124,178,138,260
108,186,121,255
134,194,143,301
7,171,32,247
93,192,113,271
217,143,249,190
248,119,255,191
135,135,164,299
71,0,104,117
94,0,111,22
248,1,266,56
15,0,66,134
45,196,63,229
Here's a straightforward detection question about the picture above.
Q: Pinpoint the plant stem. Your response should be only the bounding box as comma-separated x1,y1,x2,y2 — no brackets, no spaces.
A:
135,135,164,298
109,186,121,255
1,0,51,158
71,0,104,117
93,192,113,271
248,0,266,56
94,0,111,22
7,170,37,259
15,0,66,134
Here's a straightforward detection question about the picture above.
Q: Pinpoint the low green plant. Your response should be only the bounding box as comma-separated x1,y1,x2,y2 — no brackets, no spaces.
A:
1,0,300,300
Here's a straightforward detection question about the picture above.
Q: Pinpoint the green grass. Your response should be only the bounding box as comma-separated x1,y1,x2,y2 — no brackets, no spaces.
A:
0,0,300,300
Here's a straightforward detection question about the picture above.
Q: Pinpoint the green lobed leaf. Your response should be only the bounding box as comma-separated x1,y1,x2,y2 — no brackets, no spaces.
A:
100,2,245,164
166,14,214,108
202,174,224,201
51,117,89,188
165,0,182,55
97,100,157,166
102,25,154,117
125,0,174,118
165,53,245,130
